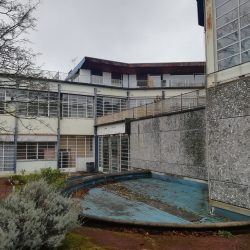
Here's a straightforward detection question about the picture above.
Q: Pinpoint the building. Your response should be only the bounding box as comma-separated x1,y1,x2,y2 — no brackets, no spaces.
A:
196,0,250,214
0,57,205,174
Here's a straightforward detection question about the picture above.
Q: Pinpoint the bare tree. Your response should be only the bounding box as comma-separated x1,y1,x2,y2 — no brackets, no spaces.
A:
0,0,57,132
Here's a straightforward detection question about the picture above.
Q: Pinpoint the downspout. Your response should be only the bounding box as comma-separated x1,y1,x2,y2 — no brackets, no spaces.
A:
13,113,18,174
94,88,98,172
57,82,61,169
13,83,20,174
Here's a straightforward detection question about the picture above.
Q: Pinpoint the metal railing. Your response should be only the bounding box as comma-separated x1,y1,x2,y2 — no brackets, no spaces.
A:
91,75,103,84
111,79,123,87
96,89,206,125
137,79,205,88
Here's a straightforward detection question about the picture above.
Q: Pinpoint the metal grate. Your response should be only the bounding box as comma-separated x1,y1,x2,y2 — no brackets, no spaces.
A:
98,134,130,173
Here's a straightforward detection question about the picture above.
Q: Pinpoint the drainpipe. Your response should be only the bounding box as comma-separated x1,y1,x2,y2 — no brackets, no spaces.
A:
57,82,61,169
94,88,98,172
127,90,130,109
13,83,20,174
13,113,18,174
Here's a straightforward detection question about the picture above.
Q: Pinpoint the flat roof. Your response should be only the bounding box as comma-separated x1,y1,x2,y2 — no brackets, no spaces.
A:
67,57,205,79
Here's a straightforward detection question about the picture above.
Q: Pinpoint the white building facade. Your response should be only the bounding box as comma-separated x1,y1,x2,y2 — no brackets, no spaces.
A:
0,57,205,175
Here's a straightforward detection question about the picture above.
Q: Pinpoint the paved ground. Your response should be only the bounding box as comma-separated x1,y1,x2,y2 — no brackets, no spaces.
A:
64,226,250,250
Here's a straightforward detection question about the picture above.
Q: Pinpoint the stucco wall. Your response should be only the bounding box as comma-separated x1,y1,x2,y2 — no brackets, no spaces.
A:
130,109,207,180
207,79,250,209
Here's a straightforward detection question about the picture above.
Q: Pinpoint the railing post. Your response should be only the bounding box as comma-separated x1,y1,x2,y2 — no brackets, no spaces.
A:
133,107,135,118
145,104,147,116
196,89,199,107
180,94,183,111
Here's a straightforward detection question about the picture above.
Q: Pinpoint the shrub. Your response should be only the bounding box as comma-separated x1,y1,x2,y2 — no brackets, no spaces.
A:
218,230,233,238
0,180,79,250
10,168,66,189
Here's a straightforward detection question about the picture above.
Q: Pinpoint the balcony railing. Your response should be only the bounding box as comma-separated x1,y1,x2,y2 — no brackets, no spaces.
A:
91,75,103,84
136,79,205,88
0,69,205,89
96,89,206,125
111,79,122,87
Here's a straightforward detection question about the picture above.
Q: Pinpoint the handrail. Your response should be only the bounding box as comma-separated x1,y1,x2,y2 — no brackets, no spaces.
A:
96,89,206,125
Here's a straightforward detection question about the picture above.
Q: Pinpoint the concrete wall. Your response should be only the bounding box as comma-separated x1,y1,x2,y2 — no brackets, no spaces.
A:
130,109,207,180
17,160,57,173
207,79,250,209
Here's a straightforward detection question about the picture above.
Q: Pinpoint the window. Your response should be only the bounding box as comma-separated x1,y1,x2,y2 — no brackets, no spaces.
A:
98,135,130,173
59,136,93,168
0,142,15,171
215,0,250,70
17,142,56,160
62,94,94,118
96,96,127,117
137,74,148,87
0,89,58,118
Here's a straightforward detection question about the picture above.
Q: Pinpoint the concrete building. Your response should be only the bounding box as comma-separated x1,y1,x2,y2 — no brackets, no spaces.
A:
199,0,250,214
0,57,205,174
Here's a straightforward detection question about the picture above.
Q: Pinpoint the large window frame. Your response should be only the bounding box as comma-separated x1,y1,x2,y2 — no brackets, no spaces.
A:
0,89,58,117
215,0,250,70
17,142,56,161
62,94,94,118
96,96,127,117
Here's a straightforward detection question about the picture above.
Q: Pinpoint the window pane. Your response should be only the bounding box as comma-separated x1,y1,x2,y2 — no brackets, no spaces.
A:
241,37,250,51
216,0,238,17
49,93,58,117
217,31,239,49
215,0,229,7
0,90,5,114
241,24,250,39
242,49,250,62
216,8,238,28
17,143,26,160
78,96,86,118
217,20,238,38
27,143,37,159
38,142,56,160
62,94,69,117
218,54,240,69
218,42,239,60
240,1,250,16
87,97,94,118
240,13,250,27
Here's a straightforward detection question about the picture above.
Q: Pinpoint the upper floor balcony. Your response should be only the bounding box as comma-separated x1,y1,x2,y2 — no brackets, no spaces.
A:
96,89,206,125
2,69,205,89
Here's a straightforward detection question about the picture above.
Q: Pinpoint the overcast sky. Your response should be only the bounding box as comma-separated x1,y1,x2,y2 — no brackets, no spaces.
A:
29,0,205,73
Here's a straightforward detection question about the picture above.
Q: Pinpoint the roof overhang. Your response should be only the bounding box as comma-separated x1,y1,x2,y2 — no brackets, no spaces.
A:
196,0,205,27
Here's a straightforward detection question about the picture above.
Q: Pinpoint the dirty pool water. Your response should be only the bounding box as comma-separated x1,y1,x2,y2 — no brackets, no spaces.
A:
81,176,249,224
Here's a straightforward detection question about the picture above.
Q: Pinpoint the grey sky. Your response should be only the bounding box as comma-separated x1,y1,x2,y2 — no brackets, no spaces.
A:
29,0,205,73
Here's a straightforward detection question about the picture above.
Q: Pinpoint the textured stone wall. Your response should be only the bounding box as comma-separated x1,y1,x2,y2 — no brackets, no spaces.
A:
130,109,207,180
207,79,250,209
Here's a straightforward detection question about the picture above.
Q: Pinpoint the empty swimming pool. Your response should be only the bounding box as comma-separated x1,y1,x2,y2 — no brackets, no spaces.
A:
72,172,250,226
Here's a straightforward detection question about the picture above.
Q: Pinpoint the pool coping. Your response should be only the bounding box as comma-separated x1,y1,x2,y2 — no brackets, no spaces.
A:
64,170,250,231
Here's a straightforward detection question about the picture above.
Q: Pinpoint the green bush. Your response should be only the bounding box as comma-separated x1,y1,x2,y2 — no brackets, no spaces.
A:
0,180,79,250
10,168,66,189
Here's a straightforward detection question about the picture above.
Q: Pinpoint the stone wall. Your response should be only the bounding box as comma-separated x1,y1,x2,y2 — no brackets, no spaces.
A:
130,109,207,180
207,79,250,209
